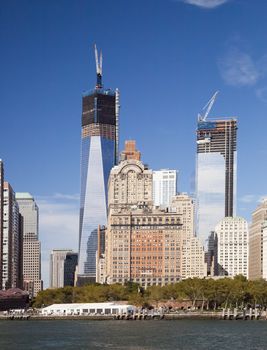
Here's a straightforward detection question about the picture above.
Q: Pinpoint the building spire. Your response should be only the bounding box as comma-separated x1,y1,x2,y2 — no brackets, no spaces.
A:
94,44,103,89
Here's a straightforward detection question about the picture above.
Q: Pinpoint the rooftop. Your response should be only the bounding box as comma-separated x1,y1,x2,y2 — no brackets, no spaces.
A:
15,192,34,200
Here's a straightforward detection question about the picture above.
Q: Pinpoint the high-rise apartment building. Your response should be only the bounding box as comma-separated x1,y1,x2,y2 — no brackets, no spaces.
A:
2,182,22,289
50,249,73,288
215,217,248,278
153,170,177,209
196,118,237,246
249,199,267,280
78,46,119,282
15,193,42,297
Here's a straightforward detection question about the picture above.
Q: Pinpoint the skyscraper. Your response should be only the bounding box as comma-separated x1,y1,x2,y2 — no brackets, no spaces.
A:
78,45,119,282
0,160,3,288
50,249,73,288
15,193,42,297
2,182,21,289
196,117,237,246
153,169,177,208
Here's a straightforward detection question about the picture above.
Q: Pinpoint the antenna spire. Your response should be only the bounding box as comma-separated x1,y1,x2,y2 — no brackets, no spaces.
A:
94,44,103,89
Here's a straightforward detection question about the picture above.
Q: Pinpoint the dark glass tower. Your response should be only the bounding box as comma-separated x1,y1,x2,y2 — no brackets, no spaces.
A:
78,46,119,281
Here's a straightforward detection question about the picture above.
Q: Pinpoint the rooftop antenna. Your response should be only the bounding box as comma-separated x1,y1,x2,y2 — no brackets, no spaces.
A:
198,91,219,122
94,44,103,89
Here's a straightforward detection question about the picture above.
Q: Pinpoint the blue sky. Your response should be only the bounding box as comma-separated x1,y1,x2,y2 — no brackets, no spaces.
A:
1,0,267,287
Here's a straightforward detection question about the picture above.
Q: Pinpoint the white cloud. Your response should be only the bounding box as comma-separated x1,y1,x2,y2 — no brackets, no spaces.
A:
218,48,260,87
37,195,79,288
256,87,267,103
182,0,229,8
239,194,267,204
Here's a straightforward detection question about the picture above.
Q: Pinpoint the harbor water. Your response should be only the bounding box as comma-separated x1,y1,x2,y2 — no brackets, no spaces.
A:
0,319,266,349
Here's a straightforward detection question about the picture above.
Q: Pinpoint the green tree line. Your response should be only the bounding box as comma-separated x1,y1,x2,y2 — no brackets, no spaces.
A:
33,276,267,310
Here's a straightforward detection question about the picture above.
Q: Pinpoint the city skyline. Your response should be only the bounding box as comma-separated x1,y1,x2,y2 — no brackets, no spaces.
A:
1,0,267,286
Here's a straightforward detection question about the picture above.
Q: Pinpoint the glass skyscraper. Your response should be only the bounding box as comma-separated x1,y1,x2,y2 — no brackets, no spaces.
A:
195,118,237,247
78,47,119,281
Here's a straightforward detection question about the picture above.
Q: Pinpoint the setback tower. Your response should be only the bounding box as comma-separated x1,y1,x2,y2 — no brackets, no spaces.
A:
78,45,119,282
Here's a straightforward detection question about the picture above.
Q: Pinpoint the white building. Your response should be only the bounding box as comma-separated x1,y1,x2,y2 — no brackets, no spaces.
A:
215,217,248,278
41,302,135,316
153,169,177,209
15,192,43,296
171,193,207,279
50,249,73,288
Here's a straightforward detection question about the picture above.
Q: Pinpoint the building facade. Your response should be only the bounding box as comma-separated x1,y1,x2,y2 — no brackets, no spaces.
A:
215,217,248,278
15,192,42,297
64,252,78,287
2,182,22,289
0,160,3,287
196,118,237,246
153,169,177,209
78,46,119,282
248,199,267,280
104,144,206,287
50,249,73,288
171,193,206,279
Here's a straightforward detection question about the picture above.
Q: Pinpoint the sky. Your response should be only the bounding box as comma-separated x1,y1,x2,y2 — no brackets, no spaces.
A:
1,0,267,287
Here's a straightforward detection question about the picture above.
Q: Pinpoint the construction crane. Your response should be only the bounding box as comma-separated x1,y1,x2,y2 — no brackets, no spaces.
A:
94,44,103,88
198,91,219,122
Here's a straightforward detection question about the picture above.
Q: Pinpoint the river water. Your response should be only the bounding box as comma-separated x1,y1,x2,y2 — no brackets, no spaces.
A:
0,319,266,349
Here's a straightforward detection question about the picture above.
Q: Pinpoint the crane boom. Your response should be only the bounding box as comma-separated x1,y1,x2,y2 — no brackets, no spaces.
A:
94,44,103,88
199,91,219,122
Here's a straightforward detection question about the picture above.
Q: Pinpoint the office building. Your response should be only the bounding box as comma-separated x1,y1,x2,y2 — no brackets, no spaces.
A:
105,144,206,287
50,249,73,288
205,232,218,276
64,252,78,287
249,199,267,280
215,217,248,278
0,160,3,287
153,170,177,209
196,118,237,246
108,142,153,211
120,140,141,161
2,182,22,289
78,45,119,282
16,192,42,297
171,194,206,279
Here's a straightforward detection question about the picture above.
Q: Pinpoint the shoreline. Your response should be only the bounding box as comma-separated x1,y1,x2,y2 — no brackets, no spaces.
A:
0,311,265,321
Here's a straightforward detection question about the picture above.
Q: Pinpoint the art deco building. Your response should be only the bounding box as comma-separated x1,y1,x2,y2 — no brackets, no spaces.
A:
249,199,267,280
215,217,248,278
78,46,119,282
153,169,177,209
196,118,237,246
15,192,42,297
